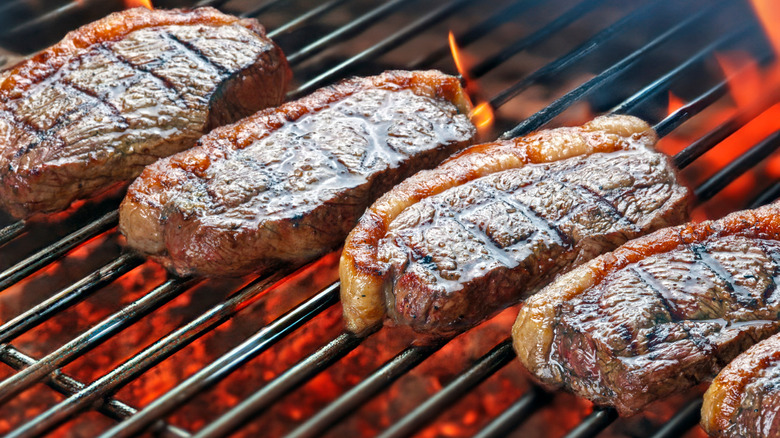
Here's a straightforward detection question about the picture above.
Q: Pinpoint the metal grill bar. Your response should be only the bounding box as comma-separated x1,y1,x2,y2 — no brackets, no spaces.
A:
0,253,142,344
749,181,780,208
0,210,118,292
472,387,548,438
289,0,472,99
489,0,664,110
95,282,340,438
408,0,543,69
195,332,365,438
502,0,727,139
563,408,619,438
0,277,195,407
0,220,25,247
469,0,608,79
610,26,755,115
241,0,290,18
286,340,449,438
0,346,190,438
4,266,302,437
695,130,780,201
377,340,516,438
649,399,703,438
267,0,351,38
284,0,414,66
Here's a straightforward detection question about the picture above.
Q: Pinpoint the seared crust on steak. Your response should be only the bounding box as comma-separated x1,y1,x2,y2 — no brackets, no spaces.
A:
120,70,476,277
0,7,290,218
702,332,780,438
513,202,780,416
340,115,690,337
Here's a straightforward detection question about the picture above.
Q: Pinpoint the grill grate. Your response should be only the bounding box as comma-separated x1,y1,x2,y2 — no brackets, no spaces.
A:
0,0,777,437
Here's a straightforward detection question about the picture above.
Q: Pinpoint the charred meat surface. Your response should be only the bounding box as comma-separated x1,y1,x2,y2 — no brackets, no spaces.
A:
120,70,476,277
340,115,690,338
513,202,780,416
0,7,290,218
702,332,780,438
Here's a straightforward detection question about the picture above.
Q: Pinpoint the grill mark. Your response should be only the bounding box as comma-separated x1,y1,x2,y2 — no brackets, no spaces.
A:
691,243,758,307
60,78,128,127
104,44,185,106
1,109,46,162
7,90,93,159
756,241,780,304
165,32,229,76
565,180,636,227
501,186,570,247
629,264,714,355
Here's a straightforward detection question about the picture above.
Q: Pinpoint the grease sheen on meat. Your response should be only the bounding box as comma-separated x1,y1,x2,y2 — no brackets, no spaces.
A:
0,7,290,218
120,70,476,277
702,332,780,438
513,202,780,416
340,115,689,338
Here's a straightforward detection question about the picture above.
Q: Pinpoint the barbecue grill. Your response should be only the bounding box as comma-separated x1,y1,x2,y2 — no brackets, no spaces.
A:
0,0,778,436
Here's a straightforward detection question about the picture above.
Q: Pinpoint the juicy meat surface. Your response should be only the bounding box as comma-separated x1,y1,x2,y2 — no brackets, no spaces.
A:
120,70,476,277
513,202,780,416
0,7,290,218
702,332,780,438
340,115,690,338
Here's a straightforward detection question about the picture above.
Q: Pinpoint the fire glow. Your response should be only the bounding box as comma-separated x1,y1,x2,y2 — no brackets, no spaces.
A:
658,0,780,220
124,0,153,9
448,31,494,134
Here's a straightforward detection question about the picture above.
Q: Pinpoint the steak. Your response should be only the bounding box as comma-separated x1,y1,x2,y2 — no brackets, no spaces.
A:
513,202,780,415
0,7,290,218
340,115,690,338
702,332,780,438
120,70,476,277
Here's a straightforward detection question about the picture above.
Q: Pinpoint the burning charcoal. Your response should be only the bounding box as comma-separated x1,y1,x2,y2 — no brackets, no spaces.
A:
341,115,690,338
514,202,780,416
120,70,476,277
0,7,290,218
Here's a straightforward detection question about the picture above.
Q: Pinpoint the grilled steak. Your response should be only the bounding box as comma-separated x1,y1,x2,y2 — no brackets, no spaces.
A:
513,202,780,416
120,70,476,277
0,7,290,218
702,332,780,438
340,115,690,338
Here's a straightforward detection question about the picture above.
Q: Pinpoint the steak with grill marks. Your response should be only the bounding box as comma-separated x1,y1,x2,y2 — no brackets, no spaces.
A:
120,70,476,277
702,332,780,438
0,7,290,218
340,115,690,338
513,202,780,415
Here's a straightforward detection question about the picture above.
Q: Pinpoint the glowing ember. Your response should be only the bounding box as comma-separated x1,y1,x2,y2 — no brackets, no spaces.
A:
124,0,153,9
448,31,494,135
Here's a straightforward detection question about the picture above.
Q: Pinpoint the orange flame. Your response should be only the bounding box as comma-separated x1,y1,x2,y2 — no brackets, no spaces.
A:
449,31,494,135
124,0,153,9
667,91,686,115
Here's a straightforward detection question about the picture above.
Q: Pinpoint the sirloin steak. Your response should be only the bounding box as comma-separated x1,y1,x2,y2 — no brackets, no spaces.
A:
0,7,290,218
340,115,690,338
513,202,780,415
120,70,476,277
702,331,780,438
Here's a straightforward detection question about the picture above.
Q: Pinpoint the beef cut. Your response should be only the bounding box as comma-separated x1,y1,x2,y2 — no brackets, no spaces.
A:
340,115,689,338
120,70,476,277
513,202,780,415
702,332,780,438
0,7,290,218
